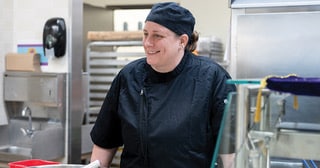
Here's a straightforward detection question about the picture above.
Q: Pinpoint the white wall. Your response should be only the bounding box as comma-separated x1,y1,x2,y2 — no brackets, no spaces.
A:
0,0,70,125
0,0,70,74
13,0,69,73
0,0,14,125
182,0,231,44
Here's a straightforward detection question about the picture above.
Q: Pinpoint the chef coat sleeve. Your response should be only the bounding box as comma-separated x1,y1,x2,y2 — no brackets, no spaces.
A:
211,69,236,154
90,73,123,149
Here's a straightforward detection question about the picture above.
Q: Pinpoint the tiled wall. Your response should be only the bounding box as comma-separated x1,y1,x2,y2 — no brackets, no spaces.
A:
0,0,70,125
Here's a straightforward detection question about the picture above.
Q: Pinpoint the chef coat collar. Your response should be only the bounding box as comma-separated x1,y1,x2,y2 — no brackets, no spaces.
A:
145,52,190,84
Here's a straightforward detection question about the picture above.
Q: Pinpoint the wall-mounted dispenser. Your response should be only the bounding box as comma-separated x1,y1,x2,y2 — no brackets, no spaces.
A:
43,17,66,57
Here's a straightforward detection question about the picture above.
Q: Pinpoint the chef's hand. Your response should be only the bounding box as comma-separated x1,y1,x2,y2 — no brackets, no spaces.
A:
90,144,118,168
220,153,235,168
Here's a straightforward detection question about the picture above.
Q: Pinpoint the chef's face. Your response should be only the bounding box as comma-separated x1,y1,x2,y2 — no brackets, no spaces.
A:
143,21,185,73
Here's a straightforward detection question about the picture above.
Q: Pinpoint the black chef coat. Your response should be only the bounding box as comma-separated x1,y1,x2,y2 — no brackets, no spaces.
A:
90,51,236,168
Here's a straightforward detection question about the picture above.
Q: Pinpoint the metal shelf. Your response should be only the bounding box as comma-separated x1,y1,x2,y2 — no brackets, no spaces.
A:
85,40,145,124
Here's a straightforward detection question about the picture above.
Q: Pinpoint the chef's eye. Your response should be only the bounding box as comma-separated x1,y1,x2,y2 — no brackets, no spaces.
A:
153,34,163,39
143,32,148,37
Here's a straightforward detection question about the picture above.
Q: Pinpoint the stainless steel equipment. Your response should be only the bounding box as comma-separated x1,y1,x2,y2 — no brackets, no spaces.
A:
0,72,67,161
230,83,320,168
224,80,320,168
229,0,320,78
228,0,320,167
86,40,145,123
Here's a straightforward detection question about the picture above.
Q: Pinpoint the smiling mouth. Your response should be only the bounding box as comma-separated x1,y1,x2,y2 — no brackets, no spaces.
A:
147,50,160,54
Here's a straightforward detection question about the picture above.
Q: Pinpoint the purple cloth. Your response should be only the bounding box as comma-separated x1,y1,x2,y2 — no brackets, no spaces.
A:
266,76,320,96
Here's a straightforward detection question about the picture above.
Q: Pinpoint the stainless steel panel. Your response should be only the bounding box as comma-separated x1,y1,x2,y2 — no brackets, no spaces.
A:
270,130,320,160
0,145,31,162
0,119,64,162
4,72,66,106
67,0,83,163
81,124,93,154
231,0,320,8
235,12,320,78
32,127,64,160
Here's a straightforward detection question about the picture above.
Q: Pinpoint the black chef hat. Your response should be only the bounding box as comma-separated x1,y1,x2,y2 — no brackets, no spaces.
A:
145,2,195,38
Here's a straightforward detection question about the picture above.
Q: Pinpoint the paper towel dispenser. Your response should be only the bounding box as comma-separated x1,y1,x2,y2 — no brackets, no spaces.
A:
43,17,66,57
4,72,66,106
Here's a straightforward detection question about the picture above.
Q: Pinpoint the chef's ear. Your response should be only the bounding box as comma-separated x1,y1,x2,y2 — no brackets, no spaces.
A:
180,34,189,47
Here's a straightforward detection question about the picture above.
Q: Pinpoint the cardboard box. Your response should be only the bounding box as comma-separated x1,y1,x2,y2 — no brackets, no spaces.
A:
6,53,41,72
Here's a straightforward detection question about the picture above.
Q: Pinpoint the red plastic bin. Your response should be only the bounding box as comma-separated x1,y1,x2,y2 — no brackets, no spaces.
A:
9,159,59,168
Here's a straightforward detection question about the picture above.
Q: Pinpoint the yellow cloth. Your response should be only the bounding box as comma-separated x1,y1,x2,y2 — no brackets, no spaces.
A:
254,74,299,123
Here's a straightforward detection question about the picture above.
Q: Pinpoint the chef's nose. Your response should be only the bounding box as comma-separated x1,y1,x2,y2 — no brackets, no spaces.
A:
143,36,154,47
